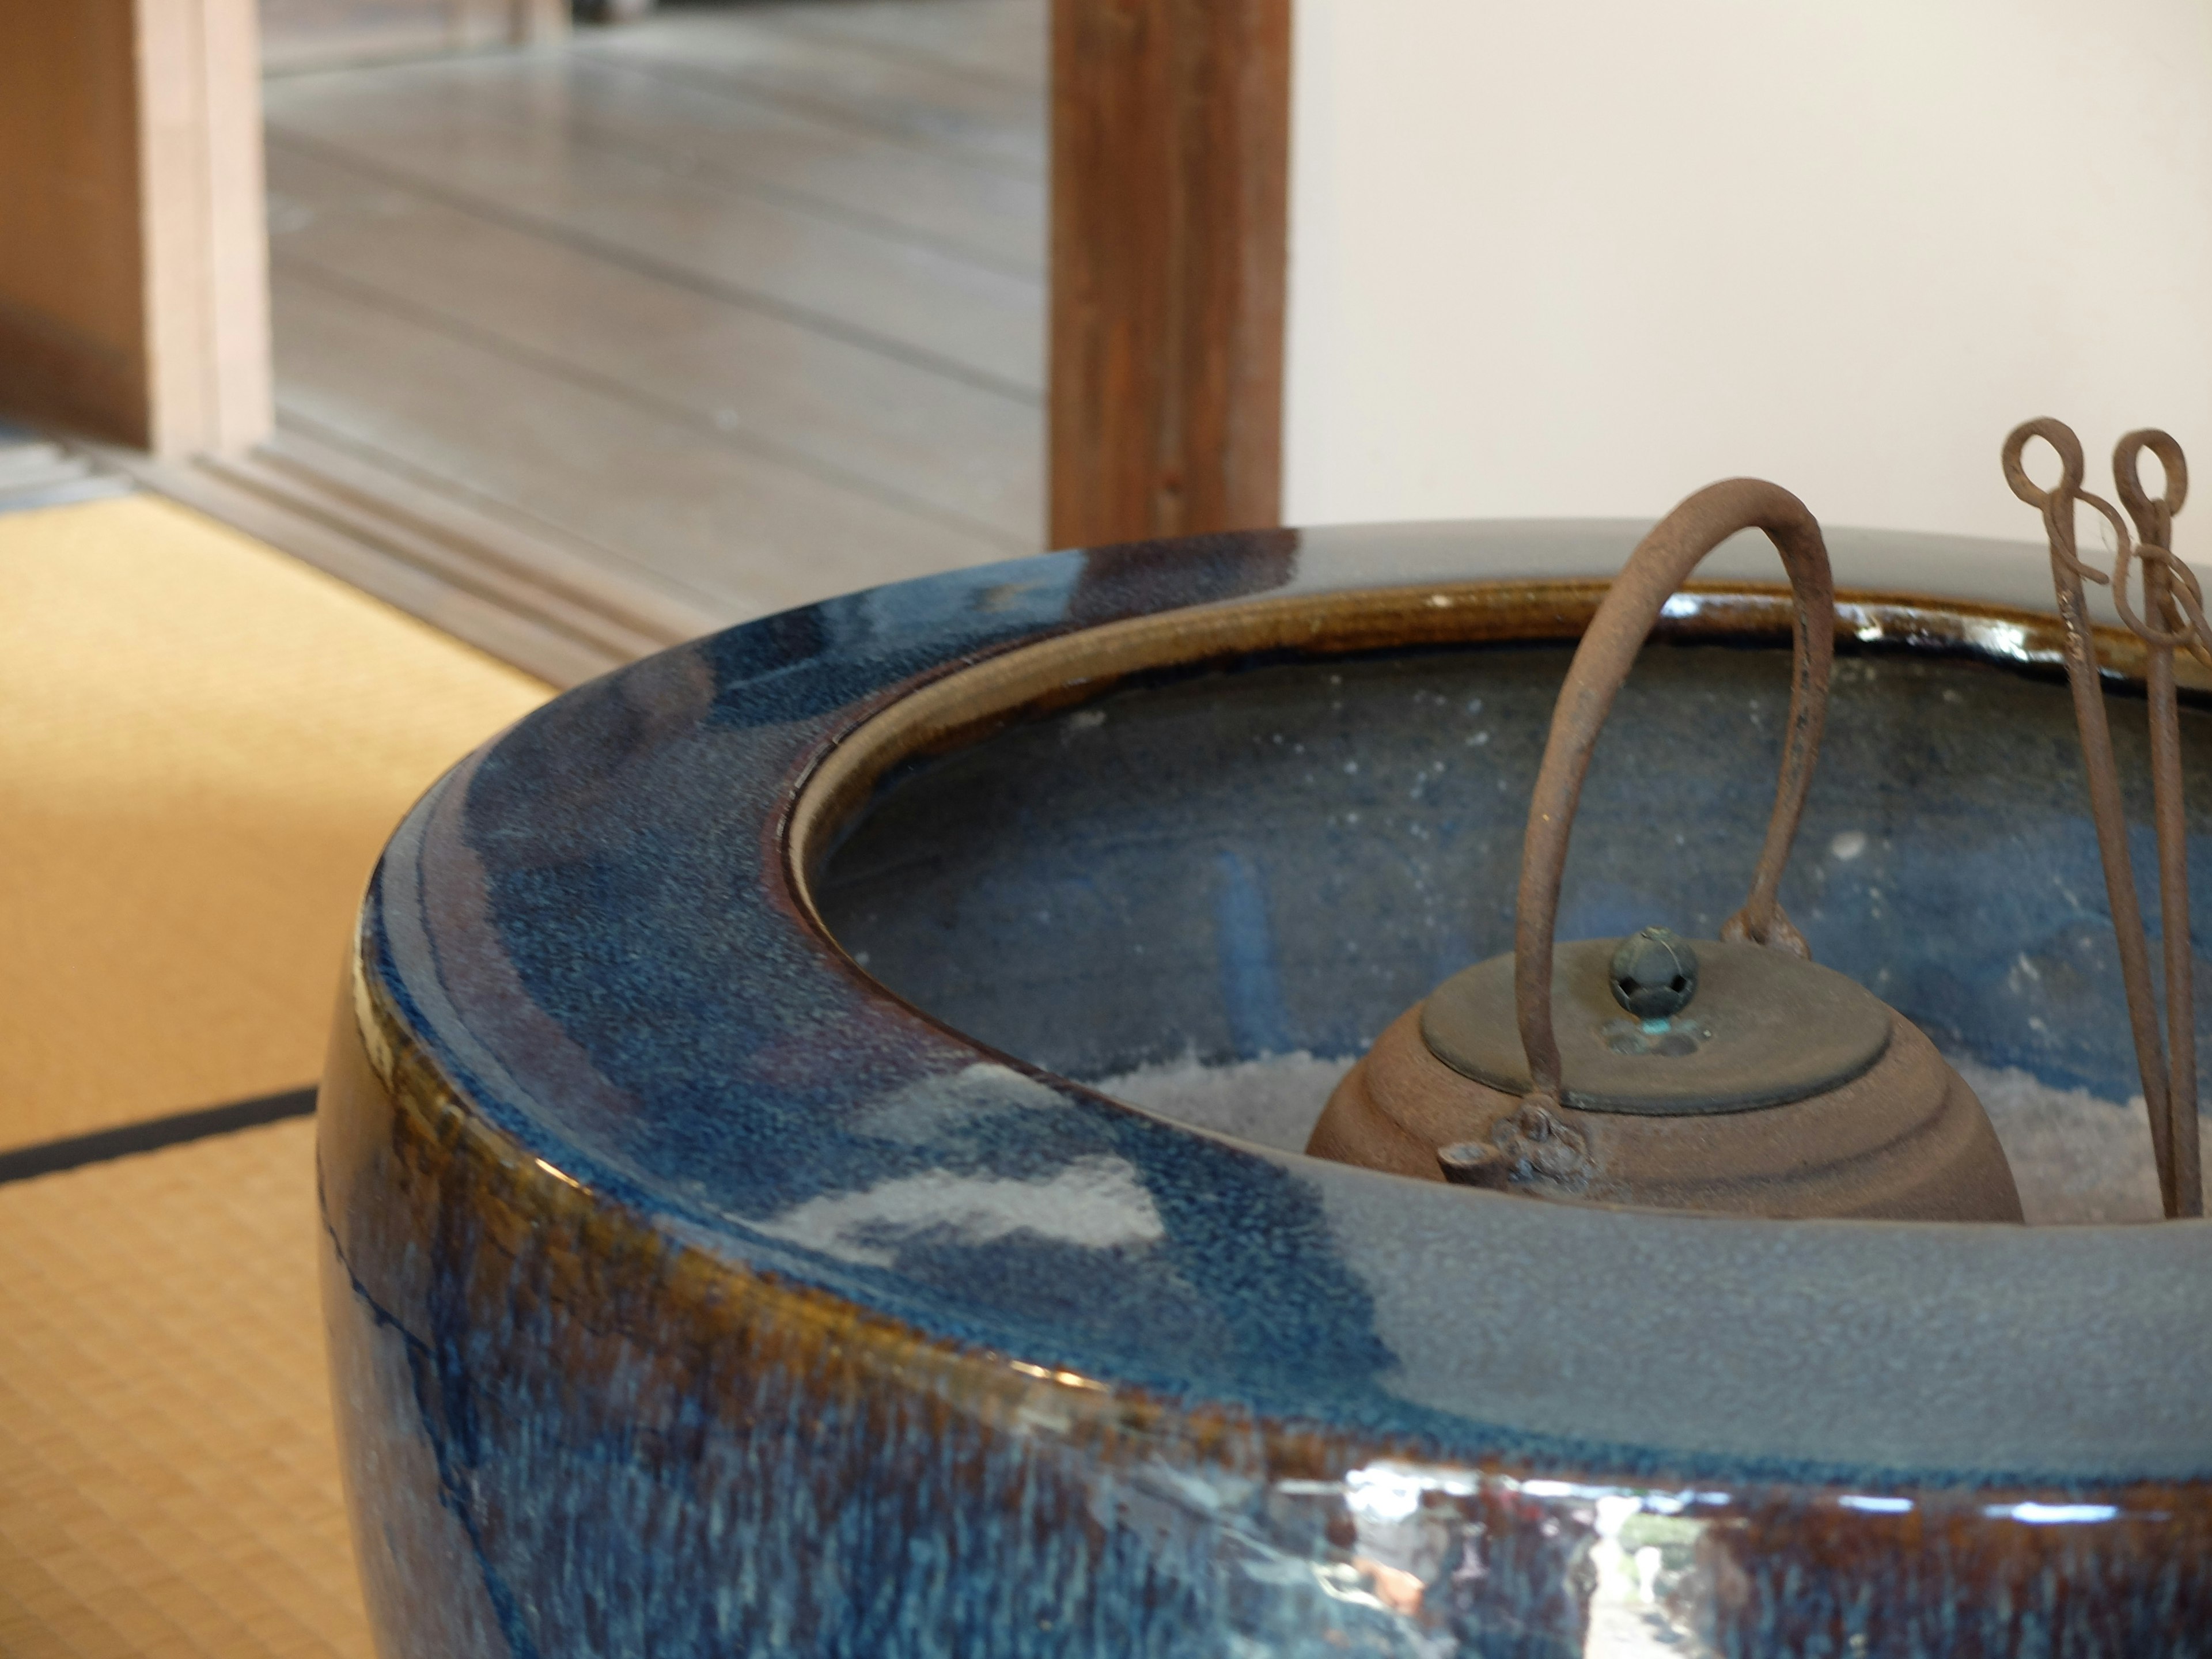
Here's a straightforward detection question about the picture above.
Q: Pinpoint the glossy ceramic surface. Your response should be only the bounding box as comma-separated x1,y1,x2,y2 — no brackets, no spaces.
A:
321,521,2212,1658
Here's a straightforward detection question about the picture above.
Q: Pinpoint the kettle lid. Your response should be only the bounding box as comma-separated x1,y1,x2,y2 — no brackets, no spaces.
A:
1421,934,1893,1115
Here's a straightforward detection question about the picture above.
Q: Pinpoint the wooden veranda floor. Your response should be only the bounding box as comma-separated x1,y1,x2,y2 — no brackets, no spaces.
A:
199,0,1045,681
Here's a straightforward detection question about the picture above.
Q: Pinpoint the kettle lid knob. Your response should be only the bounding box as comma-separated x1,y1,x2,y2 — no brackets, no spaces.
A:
1610,926,1698,1018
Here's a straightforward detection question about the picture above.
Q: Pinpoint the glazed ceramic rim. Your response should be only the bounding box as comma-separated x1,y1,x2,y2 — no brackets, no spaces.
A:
357,521,2212,1488
786,574,2177,1092
789,578,2203,900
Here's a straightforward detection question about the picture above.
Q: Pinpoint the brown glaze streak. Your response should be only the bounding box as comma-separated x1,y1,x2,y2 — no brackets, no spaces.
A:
1700,1492,2212,1653
785,576,2198,936
321,942,1350,1490
326,572,2212,1653
323,944,2212,1653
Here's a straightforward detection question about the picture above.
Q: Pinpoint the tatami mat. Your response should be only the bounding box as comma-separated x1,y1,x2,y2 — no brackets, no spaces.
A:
0,495,549,1151
0,1119,369,1659
0,493,556,1657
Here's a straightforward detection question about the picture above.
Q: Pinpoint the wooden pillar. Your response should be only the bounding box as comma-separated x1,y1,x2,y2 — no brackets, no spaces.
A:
1048,0,1291,548
0,0,271,457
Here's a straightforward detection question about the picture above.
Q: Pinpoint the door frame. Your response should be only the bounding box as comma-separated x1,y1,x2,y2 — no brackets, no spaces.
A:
1049,0,1293,547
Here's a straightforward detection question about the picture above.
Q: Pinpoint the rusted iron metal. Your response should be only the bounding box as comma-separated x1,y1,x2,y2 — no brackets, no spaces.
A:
1513,480,1831,1114
1306,479,2022,1221
1310,997,2023,1219
2115,430,2205,1219
2005,419,2205,1218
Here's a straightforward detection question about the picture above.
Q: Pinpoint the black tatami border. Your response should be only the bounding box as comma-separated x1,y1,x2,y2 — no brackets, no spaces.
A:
0,1088,320,1187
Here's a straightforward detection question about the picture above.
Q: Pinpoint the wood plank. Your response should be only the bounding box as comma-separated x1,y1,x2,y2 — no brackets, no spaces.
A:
262,73,1044,395
766,0,1048,89
573,9,1046,179
107,442,670,686
265,141,1041,544
291,47,1042,275
259,0,460,69
0,3,147,442
252,422,719,646
270,276,1012,613
1048,0,1290,544
259,0,567,73
0,0,270,455
546,49,1040,275
137,0,274,454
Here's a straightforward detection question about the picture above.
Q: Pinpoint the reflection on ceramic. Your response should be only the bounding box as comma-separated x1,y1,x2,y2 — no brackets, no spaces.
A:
320,522,2212,1658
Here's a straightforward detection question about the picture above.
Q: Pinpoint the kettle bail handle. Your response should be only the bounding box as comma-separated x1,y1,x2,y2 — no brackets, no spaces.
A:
1514,479,1836,1108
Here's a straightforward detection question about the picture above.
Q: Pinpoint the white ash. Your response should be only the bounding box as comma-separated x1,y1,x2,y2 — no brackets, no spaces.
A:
1092,1050,2205,1225
1949,1056,2199,1225
1091,1050,1354,1154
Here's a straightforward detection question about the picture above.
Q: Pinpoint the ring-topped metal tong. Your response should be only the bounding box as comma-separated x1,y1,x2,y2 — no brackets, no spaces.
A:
2005,419,2206,1218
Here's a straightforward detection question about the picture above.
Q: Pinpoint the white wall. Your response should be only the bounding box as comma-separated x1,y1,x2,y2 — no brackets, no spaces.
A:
1285,0,2212,560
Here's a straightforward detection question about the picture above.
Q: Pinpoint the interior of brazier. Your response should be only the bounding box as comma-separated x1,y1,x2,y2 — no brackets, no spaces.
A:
812,639,2212,1224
